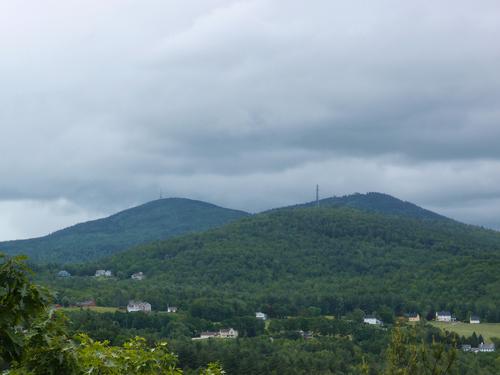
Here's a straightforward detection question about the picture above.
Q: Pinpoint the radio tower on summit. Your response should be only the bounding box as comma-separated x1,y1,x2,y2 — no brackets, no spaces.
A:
316,184,319,207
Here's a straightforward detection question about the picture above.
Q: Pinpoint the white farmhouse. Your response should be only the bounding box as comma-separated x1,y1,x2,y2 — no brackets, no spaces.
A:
194,328,239,340
435,311,452,322
256,312,267,320
479,343,495,352
131,272,144,280
407,312,420,322
127,301,152,313
470,315,480,324
95,269,112,277
219,328,239,338
364,316,382,325
167,306,178,313
199,331,218,339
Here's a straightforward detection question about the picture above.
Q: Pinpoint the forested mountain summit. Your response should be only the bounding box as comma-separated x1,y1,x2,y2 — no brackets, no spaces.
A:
289,192,448,221
0,198,250,263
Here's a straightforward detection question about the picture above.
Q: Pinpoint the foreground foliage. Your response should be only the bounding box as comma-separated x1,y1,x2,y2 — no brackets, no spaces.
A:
0,254,50,363
0,253,223,374
385,325,456,375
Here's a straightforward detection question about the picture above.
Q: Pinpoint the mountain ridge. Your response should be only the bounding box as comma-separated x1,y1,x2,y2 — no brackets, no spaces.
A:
0,192,460,264
282,192,449,221
0,198,250,263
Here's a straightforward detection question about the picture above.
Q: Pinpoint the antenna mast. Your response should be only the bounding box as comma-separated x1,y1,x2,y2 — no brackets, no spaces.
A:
316,184,319,207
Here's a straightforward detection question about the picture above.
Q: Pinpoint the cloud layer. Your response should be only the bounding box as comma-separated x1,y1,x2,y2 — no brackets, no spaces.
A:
1,0,500,239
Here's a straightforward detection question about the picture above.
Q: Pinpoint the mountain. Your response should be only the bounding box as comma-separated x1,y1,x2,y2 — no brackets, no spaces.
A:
0,198,250,263
289,192,448,221
55,203,500,322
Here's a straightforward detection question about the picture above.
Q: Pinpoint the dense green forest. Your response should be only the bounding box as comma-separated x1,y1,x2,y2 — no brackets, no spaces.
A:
0,192,451,265
0,198,249,263
39,205,500,323
64,310,500,374
3,195,500,373
3,252,498,374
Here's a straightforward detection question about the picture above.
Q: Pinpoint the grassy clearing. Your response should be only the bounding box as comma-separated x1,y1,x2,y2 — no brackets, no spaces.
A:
430,321,500,343
60,306,121,313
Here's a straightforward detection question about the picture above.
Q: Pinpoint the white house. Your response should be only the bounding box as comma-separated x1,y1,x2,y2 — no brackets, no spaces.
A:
199,331,218,339
127,301,151,313
219,328,238,338
131,272,144,280
57,270,71,277
407,312,420,322
470,315,480,324
167,306,178,313
363,316,382,325
256,312,267,320
435,311,452,322
196,328,238,340
479,343,495,352
95,269,112,277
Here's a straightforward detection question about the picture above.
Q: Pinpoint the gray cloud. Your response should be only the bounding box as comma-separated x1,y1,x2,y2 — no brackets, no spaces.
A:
1,0,500,239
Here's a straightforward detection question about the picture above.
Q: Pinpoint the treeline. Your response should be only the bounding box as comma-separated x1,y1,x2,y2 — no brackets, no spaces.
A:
66,310,500,375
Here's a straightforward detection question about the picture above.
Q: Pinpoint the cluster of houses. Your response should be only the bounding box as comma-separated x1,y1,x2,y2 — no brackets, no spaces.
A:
57,269,150,281
363,311,484,326
58,269,148,280
363,311,496,353
193,328,239,340
435,311,482,324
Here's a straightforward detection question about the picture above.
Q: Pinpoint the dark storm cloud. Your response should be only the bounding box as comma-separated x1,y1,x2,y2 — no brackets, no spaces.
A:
1,0,500,239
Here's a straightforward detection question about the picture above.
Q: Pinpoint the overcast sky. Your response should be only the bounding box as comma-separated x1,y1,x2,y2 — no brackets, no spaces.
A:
1,0,500,240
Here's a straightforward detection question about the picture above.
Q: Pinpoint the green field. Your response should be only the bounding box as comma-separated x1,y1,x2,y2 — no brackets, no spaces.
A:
431,322,500,343
60,306,121,313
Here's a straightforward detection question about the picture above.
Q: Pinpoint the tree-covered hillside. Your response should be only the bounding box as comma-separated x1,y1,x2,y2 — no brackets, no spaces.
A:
48,206,500,322
289,192,448,221
0,198,249,263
